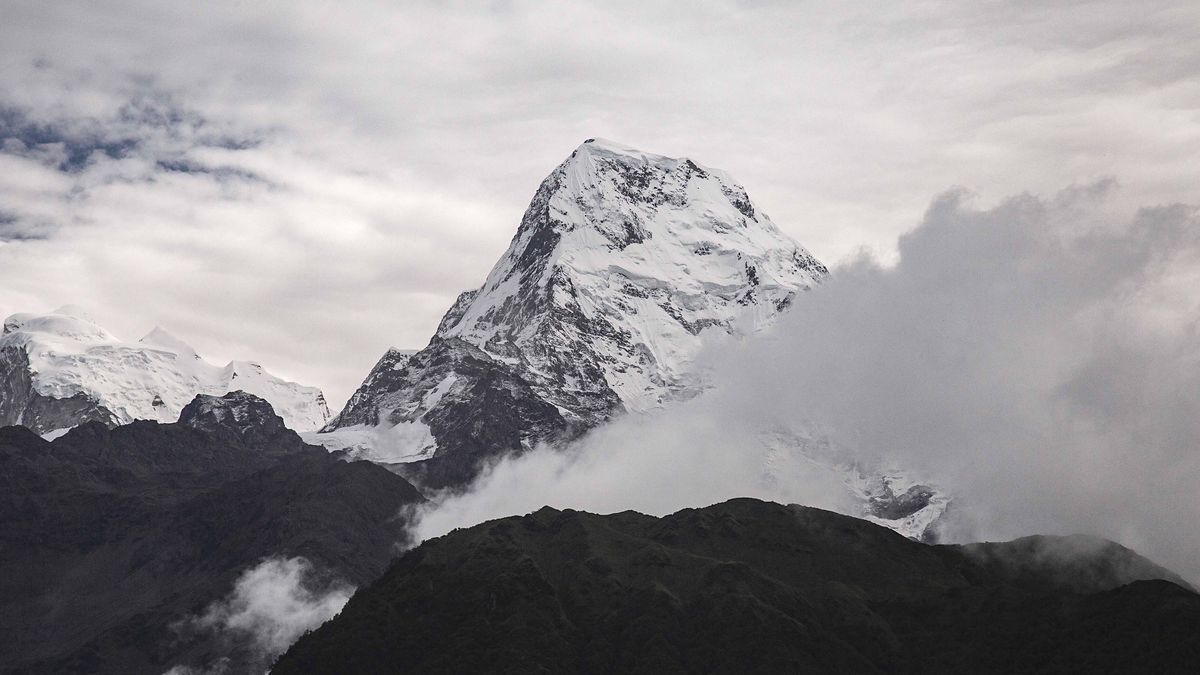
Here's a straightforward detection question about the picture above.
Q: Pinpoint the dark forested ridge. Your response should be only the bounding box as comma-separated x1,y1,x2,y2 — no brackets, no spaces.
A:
3,391,1196,675
0,392,424,675
275,498,1199,675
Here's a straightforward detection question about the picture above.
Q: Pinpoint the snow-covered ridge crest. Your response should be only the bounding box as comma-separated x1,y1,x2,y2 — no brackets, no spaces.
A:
437,137,828,416
0,307,330,433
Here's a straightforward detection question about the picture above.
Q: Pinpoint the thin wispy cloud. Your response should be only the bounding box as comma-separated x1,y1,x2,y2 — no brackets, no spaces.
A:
168,556,353,674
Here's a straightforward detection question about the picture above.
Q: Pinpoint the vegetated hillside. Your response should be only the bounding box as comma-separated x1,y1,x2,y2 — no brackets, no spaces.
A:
276,498,1199,675
0,392,424,675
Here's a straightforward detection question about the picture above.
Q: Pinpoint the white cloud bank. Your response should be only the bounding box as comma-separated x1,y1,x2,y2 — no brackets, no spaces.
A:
414,401,867,544
416,181,1200,584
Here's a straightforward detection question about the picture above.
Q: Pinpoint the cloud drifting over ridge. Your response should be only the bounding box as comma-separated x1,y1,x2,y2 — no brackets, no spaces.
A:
169,556,353,674
1,1,1199,405
416,182,1200,584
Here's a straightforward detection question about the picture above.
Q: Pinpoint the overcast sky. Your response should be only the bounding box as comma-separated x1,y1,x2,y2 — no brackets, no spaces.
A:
1,0,1198,407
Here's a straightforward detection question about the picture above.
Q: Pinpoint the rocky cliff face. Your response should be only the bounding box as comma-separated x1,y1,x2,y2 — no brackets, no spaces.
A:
0,307,331,434
328,347,416,429
180,389,294,447
316,338,574,488
316,140,825,488
0,343,119,434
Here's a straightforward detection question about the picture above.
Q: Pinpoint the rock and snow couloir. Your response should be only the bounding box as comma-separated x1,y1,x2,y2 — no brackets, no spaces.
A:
0,306,330,434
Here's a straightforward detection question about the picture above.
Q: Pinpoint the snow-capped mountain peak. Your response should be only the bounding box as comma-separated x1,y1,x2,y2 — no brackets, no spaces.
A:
139,326,201,359
437,138,827,415
0,308,330,434
319,140,826,486
3,309,118,345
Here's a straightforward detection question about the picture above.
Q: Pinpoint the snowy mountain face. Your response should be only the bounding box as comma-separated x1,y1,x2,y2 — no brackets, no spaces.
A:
0,308,330,434
438,138,827,417
316,139,827,487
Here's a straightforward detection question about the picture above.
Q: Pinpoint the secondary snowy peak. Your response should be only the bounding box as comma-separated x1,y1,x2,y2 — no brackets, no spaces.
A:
4,309,117,344
0,309,331,434
324,347,416,430
436,138,827,416
139,325,200,358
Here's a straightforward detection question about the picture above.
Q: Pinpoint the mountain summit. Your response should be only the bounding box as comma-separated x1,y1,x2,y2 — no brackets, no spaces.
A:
316,140,825,486
436,138,826,414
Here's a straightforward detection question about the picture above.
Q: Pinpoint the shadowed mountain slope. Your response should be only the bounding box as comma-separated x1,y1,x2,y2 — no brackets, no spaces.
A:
0,392,424,675
275,498,1198,675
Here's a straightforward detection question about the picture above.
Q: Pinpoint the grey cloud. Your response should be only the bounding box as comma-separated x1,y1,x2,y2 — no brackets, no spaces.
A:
0,206,49,241
0,90,265,174
716,186,1200,582
0,86,270,248
0,106,138,172
0,217,55,242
